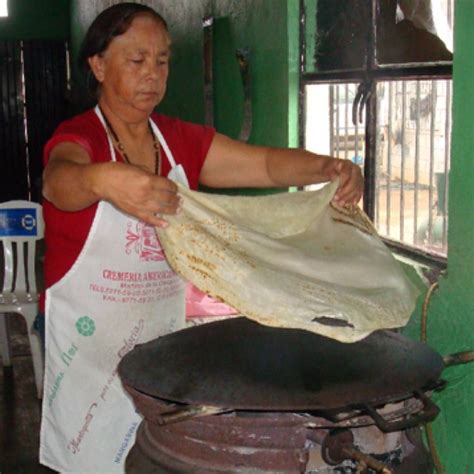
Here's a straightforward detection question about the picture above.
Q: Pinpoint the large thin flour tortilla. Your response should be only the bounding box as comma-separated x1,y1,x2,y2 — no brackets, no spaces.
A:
156,181,419,342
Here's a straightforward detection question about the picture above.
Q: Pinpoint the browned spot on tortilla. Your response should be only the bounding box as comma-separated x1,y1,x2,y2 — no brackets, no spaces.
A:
188,265,214,281
186,254,217,271
329,202,377,235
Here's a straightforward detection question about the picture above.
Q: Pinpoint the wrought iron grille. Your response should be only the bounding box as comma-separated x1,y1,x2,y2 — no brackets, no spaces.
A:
304,79,451,258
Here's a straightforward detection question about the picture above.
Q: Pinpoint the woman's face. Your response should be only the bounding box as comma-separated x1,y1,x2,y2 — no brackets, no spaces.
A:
89,15,171,118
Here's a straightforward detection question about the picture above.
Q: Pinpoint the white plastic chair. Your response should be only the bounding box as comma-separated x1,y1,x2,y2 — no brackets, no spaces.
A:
0,200,44,398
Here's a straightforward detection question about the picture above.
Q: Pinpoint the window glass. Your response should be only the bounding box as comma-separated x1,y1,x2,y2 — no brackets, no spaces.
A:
309,0,454,72
376,0,454,65
305,83,365,167
313,0,369,72
0,0,8,17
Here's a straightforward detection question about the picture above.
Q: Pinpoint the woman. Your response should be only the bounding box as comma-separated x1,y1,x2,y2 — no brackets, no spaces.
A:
40,3,363,472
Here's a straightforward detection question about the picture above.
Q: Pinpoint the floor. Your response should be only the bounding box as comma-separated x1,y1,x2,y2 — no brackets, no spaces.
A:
0,313,53,474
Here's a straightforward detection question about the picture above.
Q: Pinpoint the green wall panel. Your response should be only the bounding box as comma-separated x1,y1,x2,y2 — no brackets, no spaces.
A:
211,0,290,147
0,0,69,40
399,2,474,472
148,0,211,124
287,0,300,148
419,1,474,472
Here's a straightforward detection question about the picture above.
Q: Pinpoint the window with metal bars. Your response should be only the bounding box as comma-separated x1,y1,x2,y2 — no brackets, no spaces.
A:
299,0,453,265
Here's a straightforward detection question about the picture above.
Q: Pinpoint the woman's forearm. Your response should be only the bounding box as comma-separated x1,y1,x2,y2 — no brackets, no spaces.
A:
42,159,108,211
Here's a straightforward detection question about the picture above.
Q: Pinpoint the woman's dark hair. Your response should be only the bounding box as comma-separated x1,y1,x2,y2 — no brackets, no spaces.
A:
78,2,168,96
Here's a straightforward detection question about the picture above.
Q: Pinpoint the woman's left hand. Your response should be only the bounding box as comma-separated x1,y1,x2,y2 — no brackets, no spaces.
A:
324,158,364,206
200,134,364,205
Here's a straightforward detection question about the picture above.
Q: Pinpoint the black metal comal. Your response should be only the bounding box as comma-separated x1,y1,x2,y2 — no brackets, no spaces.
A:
119,317,447,473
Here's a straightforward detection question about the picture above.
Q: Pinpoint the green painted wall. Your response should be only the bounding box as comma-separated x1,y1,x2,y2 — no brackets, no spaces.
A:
210,0,291,147
287,0,300,148
388,2,474,472
417,1,474,472
303,0,317,74
0,0,70,40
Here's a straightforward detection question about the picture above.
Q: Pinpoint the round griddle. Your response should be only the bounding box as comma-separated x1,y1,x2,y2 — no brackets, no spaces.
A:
118,317,444,411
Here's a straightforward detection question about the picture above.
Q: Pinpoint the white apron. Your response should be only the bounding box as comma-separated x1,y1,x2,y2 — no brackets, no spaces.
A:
40,107,189,473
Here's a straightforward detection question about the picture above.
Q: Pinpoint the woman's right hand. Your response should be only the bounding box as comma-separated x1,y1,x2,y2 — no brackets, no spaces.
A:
98,161,180,227
43,142,180,227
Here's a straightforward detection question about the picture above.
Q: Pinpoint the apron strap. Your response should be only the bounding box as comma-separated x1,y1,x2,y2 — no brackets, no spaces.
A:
148,120,176,168
95,105,117,162
94,106,189,188
149,120,190,188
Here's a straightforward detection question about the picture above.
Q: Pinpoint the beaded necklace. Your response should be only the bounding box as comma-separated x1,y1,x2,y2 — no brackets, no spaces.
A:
99,106,161,175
